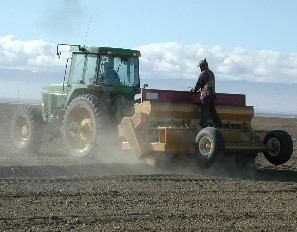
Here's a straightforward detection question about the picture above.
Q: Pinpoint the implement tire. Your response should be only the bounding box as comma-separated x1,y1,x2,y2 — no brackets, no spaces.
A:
61,94,109,159
263,130,293,165
195,127,225,166
11,105,44,153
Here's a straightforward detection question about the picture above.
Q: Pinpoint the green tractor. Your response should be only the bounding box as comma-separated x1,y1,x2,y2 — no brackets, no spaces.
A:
11,44,141,158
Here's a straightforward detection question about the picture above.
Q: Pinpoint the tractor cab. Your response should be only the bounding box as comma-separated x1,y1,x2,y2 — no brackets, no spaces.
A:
66,45,141,88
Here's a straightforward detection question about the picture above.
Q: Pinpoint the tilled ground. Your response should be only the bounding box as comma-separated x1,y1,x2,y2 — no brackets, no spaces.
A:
0,103,297,231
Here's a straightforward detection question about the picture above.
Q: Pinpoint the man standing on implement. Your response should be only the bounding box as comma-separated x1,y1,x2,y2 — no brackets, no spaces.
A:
191,58,222,129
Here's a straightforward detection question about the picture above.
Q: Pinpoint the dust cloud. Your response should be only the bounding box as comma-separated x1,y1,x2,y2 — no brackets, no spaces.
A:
1,103,296,180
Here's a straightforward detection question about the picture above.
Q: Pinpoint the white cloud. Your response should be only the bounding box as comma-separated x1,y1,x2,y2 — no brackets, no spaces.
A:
0,35,68,72
1,36,297,85
136,43,297,85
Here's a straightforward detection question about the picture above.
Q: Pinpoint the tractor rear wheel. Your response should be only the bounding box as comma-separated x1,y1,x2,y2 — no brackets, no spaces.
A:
195,127,225,166
11,105,44,153
263,130,293,165
61,94,109,158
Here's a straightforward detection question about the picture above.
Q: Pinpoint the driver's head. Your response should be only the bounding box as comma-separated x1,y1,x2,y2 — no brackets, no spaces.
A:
198,58,208,71
104,61,113,70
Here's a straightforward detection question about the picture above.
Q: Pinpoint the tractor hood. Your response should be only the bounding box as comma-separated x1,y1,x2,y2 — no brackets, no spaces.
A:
42,83,66,95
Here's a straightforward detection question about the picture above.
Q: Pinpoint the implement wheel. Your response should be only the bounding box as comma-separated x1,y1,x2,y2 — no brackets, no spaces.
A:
62,94,108,158
11,105,44,153
195,127,225,166
263,130,293,165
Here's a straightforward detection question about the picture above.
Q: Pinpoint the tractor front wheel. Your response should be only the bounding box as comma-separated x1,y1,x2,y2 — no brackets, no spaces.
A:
11,105,44,153
263,130,293,165
195,127,225,166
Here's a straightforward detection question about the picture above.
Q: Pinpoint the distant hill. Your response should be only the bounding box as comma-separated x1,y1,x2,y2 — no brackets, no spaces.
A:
0,68,296,116
0,69,64,102
0,69,63,84
140,78,297,116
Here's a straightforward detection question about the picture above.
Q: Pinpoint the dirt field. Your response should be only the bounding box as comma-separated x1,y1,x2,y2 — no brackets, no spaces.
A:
0,103,296,231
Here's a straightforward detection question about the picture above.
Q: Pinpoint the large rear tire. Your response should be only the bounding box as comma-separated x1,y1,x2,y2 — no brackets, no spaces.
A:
195,127,225,166
263,130,293,165
61,94,109,159
11,105,44,153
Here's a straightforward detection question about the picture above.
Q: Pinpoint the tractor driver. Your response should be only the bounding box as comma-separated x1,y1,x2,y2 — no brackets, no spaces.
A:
191,58,222,129
99,61,120,85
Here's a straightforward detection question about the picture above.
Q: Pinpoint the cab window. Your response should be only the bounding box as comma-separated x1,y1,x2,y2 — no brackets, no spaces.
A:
85,54,98,84
68,54,98,85
69,54,85,84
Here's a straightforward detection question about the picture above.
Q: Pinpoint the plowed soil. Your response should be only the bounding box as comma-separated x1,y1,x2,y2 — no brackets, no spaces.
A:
0,103,296,231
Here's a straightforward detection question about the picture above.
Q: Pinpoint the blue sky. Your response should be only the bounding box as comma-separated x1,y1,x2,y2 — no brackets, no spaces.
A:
1,0,297,115
1,0,297,51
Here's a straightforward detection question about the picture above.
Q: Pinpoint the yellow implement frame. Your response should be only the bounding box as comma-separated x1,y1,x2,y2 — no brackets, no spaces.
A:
120,100,268,160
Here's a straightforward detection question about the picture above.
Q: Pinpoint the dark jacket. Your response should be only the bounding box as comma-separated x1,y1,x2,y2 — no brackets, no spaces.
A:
193,68,216,98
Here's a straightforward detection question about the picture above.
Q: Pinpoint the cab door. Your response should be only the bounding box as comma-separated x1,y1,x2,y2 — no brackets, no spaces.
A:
67,53,99,91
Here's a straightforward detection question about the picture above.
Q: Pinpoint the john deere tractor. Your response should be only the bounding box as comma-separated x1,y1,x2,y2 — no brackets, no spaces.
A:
11,44,141,158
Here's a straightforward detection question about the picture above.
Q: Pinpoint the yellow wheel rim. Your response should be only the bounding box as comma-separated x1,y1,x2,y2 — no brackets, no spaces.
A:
66,106,94,153
15,116,29,146
199,136,212,157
